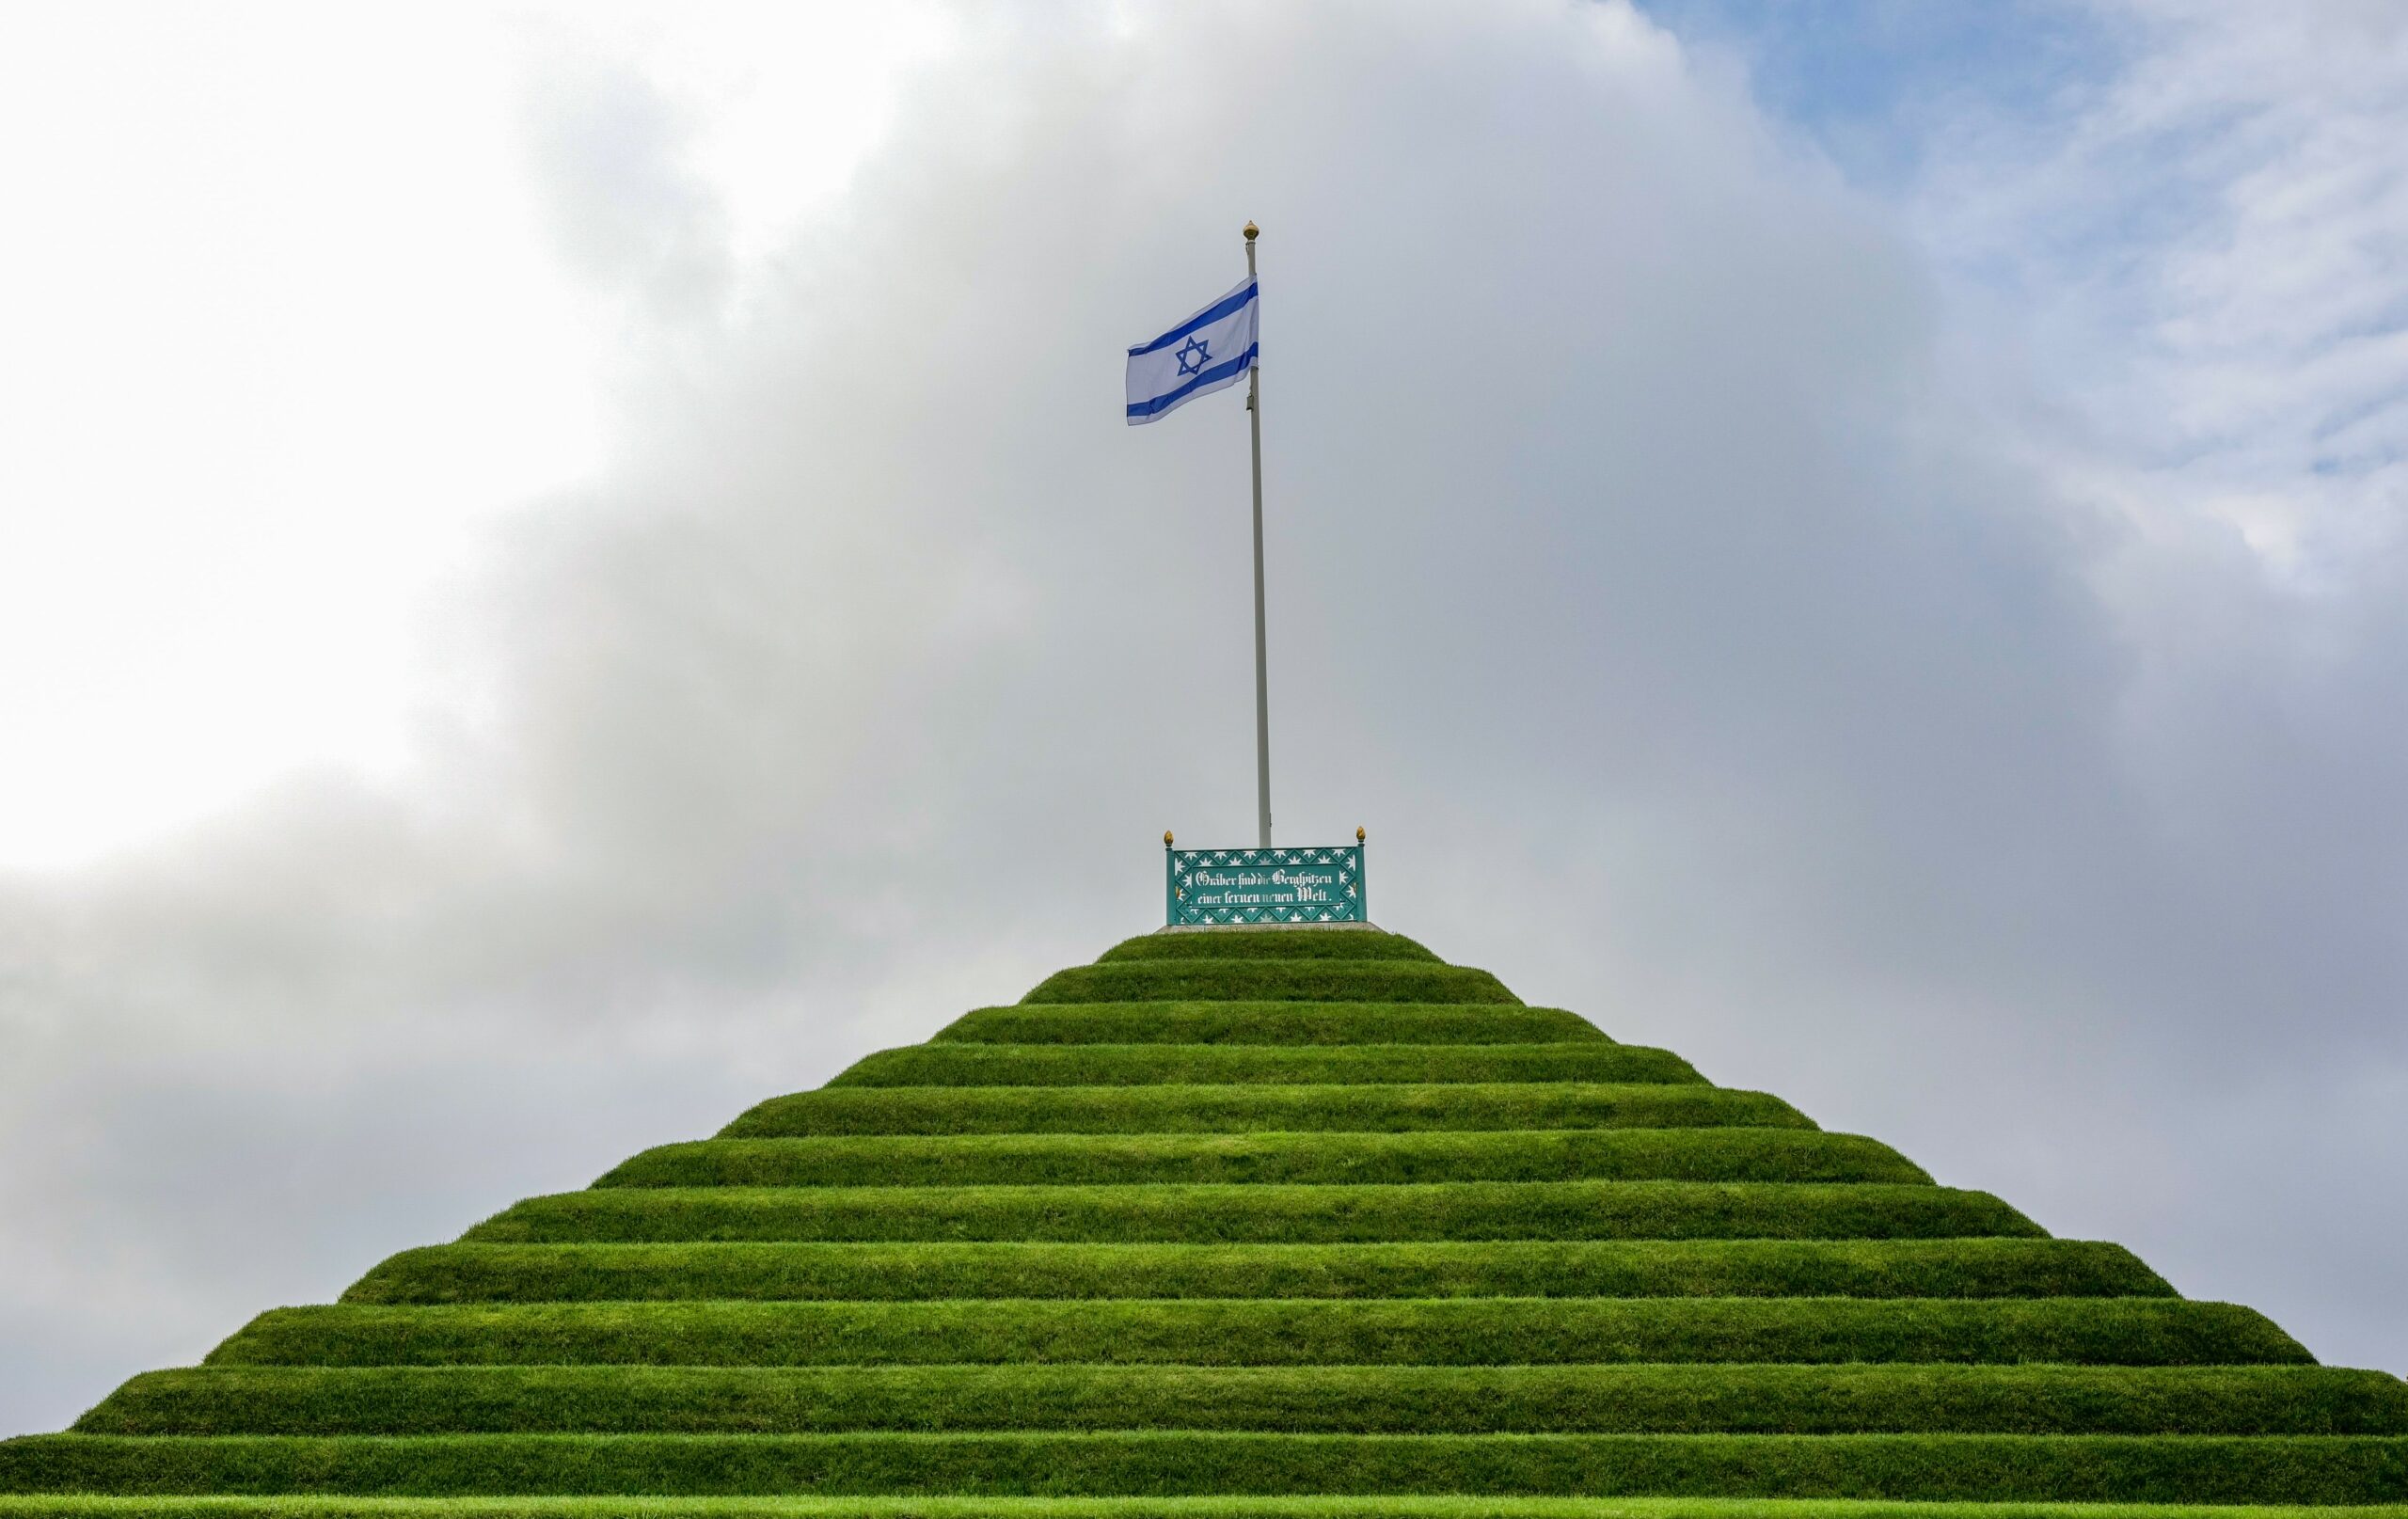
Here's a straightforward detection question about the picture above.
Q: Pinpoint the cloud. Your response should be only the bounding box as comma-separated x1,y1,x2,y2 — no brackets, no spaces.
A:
5,0,2407,1434
1909,0,2408,574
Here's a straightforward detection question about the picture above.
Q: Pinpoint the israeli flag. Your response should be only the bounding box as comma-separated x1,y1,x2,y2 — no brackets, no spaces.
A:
1125,276,1259,425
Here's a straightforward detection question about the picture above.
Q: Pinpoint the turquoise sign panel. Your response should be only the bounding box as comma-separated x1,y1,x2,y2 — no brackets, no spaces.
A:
1166,843,1367,926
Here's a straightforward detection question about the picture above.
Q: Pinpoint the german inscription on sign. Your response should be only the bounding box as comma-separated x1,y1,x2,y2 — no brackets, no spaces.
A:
1165,842,1366,926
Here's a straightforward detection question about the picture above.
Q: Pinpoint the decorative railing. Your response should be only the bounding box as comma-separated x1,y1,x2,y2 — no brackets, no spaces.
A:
1164,832,1367,926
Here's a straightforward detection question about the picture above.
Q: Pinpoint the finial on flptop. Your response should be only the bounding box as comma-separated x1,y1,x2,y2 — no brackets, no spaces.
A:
1356,826,1366,843
1164,830,1175,847
1243,222,1259,242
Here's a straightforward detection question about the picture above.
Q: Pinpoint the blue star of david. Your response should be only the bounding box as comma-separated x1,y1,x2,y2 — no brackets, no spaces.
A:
1174,336,1212,376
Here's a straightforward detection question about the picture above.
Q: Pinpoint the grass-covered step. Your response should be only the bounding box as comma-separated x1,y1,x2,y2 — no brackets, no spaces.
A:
932,1005,1605,1048
1021,963,1519,1006
1096,932,1441,963
81,1362,2408,1437
594,1131,1925,1190
6,1432,2404,1502
341,1238,2162,1305
13,926,2400,1513
6,1498,2407,1519
466,1180,2043,1244
205,1297,2304,1369
717,1084,1795,1139
830,1045,1700,1088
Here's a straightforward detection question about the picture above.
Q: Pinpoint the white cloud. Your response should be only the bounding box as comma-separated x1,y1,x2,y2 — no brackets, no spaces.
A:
0,3,945,868
1914,0,2408,580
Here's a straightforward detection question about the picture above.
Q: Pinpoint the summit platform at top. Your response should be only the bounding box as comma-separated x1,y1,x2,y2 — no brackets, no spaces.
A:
4,927,2405,1515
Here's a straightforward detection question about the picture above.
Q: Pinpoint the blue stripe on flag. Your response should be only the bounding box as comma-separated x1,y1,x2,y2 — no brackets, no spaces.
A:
1126,342,1258,419
1128,282,1259,356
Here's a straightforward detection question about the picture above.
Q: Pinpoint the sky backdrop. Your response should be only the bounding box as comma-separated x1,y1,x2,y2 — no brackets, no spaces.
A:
3,0,2406,1433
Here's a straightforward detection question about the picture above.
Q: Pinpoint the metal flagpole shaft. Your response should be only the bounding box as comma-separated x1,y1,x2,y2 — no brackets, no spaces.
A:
1244,221,1272,849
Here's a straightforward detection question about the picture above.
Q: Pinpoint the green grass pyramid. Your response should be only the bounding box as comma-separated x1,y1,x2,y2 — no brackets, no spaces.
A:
5,927,2405,1515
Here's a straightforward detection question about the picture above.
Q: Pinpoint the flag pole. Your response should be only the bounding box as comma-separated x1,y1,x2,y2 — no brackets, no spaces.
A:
1244,220,1272,849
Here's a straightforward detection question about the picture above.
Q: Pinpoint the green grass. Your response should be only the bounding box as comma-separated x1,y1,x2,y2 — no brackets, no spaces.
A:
464,1181,2043,1244
594,1131,1924,1191
930,1005,1605,1047
204,1298,2304,1370
715,1084,1798,1138
84,1364,2407,1438
828,1046,1701,1088
10,1501,2408,1519
339,1239,2165,1305
1020,964,1520,1006
5,1432,2404,1502
7,1499,2408,1519
1096,933,1440,963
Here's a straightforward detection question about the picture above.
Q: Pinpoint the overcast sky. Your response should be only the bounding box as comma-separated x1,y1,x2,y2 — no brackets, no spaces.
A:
3,0,2405,1434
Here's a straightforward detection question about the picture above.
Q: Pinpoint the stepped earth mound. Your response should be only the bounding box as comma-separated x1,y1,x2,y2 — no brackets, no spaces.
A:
5,927,2405,1516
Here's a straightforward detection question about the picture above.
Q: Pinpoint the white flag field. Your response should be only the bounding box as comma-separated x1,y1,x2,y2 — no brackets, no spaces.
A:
1125,276,1259,424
